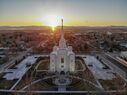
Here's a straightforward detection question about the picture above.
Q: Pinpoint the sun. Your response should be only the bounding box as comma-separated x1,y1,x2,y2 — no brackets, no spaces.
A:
41,15,62,31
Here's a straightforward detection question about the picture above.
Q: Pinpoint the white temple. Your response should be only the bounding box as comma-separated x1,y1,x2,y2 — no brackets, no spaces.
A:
50,19,75,74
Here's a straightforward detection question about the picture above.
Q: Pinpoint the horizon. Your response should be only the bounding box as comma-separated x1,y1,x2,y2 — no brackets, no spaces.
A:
0,0,127,26
0,25,127,27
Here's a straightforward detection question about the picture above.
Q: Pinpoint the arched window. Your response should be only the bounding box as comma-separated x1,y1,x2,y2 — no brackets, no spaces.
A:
61,57,64,63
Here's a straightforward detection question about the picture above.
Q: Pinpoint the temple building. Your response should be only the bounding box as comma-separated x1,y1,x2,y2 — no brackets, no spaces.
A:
50,19,75,74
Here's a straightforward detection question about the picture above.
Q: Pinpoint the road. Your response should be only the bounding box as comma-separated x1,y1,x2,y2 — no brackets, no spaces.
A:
98,53,127,81
37,40,48,47
105,53,127,74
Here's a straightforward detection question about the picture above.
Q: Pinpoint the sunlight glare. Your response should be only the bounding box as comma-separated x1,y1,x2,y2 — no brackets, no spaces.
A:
41,15,62,31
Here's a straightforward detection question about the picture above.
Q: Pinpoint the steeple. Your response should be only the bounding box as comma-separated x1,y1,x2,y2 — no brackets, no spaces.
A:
59,19,67,48
61,19,64,38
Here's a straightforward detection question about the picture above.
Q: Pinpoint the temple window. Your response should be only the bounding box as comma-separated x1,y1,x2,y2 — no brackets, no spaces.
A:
61,57,64,63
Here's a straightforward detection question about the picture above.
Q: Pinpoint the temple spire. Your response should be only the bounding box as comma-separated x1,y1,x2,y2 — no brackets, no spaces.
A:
59,19,67,48
61,19,64,38
61,19,63,31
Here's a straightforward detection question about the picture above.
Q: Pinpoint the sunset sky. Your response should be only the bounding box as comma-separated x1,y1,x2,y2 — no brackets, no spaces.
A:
0,0,127,26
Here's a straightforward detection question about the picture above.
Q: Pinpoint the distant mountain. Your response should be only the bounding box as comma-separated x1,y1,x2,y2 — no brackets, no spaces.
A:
0,26,127,30
0,26,50,30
